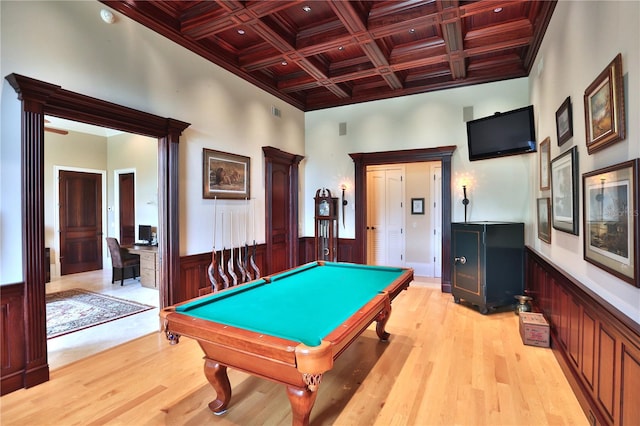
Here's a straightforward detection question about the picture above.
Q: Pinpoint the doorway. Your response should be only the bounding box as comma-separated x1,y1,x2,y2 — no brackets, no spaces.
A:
7,73,189,391
349,146,456,292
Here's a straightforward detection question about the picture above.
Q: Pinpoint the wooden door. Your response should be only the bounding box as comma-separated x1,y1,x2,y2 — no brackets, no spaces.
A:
59,170,103,275
119,172,135,246
263,147,303,275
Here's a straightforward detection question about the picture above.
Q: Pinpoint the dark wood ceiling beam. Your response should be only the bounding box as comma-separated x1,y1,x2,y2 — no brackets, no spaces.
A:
437,0,466,79
391,54,449,71
329,1,403,91
459,0,525,17
180,1,246,39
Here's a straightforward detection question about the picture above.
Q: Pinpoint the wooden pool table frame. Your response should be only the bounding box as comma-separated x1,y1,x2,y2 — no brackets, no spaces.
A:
160,261,413,426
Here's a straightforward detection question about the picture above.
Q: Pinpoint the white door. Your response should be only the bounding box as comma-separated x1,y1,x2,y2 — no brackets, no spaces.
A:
431,165,442,277
366,166,405,267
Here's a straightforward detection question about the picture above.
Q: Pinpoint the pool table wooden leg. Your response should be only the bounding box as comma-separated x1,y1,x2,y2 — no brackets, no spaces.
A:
286,385,317,426
203,359,231,414
375,297,392,341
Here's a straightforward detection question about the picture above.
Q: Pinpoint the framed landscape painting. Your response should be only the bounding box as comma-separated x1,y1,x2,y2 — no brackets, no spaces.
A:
555,97,573,146
537,198,551,243
202,148,251,199
539,137,550,190
551,146,579,235
583,159,639,287
584,54,626,154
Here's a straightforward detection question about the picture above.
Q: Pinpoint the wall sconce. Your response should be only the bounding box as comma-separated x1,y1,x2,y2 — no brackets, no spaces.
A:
462,185,470,222
340,184,348,227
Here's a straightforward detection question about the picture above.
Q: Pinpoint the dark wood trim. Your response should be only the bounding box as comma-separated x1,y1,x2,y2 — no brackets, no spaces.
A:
299,237,357,265
526,247,640,426
4,73,190,392
349,146,456,291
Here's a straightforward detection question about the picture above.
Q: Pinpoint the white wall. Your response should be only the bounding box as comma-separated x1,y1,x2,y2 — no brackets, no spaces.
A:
304,78,532,240
0,0,305,284
529,0,640,324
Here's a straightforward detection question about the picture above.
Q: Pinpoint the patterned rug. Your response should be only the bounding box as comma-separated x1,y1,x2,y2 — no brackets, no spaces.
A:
46,289,154,339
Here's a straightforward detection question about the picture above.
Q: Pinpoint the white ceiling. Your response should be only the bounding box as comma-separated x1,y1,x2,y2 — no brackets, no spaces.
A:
45,116,122,137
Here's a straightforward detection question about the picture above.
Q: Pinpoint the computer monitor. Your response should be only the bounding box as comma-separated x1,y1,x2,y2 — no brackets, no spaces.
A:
138,225,152,244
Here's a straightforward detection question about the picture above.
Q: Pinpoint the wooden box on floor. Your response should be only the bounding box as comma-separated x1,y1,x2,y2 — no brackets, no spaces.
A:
519,312,550,347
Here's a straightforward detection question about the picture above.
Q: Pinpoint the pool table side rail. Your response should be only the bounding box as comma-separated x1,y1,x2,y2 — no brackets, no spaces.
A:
160,308,300,364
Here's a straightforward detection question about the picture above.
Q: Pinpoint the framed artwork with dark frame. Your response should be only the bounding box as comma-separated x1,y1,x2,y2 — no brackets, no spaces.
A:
411,198,424,215
537,198,551,243
584,53,626,154
202,148,251,199
551,146,579,235
583,159,639,287
539,137,550,190
555,96,573,146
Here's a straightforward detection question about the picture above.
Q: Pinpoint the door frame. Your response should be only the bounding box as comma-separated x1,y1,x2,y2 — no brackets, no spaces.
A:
114,168,137,245
7,73,190,390
53,166,108,278
350,146,456,292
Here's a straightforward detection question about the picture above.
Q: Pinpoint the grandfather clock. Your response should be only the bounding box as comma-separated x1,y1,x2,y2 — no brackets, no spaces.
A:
314,188,338,261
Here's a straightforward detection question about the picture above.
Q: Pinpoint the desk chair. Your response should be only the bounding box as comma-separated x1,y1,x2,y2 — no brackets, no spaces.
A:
106,237,140,285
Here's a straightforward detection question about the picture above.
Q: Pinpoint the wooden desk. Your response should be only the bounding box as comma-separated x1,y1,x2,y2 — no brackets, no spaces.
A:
127,245,159,289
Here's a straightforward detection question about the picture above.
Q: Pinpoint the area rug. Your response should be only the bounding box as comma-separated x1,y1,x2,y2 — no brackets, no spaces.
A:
46,289,154,339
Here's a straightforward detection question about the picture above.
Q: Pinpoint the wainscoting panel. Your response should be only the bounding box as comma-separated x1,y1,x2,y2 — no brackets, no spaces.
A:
526,247,640,426
0,283,26,395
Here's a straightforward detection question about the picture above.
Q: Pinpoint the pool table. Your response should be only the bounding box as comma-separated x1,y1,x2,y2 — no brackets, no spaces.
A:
160,261,413,426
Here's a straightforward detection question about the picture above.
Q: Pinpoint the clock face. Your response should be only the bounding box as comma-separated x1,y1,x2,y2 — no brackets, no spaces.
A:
319,200,330,216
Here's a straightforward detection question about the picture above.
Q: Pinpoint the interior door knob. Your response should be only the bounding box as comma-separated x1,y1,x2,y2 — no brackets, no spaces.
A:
454,256,466,264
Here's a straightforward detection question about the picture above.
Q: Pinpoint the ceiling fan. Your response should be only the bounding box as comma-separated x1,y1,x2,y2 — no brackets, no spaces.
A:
44,119,68,135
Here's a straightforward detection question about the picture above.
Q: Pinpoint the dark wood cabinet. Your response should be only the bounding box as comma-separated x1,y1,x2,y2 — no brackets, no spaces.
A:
452,222,524,314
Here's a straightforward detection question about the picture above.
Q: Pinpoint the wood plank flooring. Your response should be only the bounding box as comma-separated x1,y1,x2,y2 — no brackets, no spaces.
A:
1,281,588,425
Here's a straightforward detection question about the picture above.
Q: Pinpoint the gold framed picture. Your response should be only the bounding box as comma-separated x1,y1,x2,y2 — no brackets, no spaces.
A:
584,54,626,154
202,148,250,199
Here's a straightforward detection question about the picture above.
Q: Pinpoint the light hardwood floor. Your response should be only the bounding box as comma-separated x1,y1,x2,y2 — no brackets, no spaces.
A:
1,279,588,425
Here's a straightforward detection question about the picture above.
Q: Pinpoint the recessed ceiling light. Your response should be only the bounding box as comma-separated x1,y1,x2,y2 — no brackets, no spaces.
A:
237,29,246,35
493,7,503,13
409,28,416,33
281,61,288,66
338,46,345,51
302,6,312,12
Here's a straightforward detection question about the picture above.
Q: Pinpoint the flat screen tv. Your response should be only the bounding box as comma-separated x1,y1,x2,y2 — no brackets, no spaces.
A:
466,105,536,161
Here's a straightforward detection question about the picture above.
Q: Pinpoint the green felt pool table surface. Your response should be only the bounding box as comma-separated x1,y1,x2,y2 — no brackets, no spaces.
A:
176,261,409,346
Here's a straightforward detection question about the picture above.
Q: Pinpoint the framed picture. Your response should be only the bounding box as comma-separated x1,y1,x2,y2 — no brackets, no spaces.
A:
584,53,626,154
537,198,551,243
539,137,550,190
551,146,579,235
202,148,251,199
555,96,573,146
583,159,639,287
411,198,424,215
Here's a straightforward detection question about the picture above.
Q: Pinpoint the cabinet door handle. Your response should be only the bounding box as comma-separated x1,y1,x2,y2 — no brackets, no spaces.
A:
454,256,466,264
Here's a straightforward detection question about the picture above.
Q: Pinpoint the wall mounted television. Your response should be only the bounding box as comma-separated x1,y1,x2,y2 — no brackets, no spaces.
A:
466,105,536,161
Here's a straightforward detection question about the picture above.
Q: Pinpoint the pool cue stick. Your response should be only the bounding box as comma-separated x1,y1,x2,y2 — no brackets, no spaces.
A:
228,212,238,286
208,197,219,292
235,210,246,283
250,198,260,279
218,213,230,289
243,198,252,282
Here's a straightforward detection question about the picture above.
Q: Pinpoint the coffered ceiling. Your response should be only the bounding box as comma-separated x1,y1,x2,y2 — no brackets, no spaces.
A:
102,0,556,111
